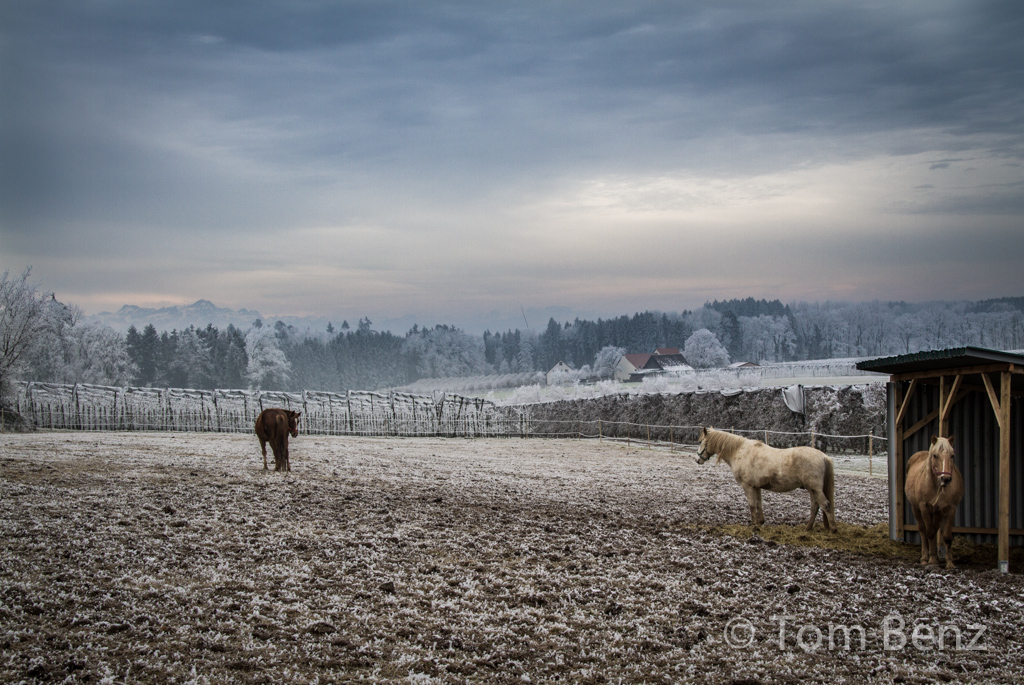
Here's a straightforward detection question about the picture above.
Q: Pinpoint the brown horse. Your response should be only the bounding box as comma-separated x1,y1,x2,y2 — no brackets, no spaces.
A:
697,427,837,532
905,435,963,569
255,408,301,472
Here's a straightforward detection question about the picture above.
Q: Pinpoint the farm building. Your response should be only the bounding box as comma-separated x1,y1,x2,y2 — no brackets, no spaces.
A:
614,353,652,381
617,351,694,382
857,347,1024,573
546,361,574,385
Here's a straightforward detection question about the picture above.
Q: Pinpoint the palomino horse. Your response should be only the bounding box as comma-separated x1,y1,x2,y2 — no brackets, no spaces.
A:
697,427,837,532
255,408,301,472
904,435,963,569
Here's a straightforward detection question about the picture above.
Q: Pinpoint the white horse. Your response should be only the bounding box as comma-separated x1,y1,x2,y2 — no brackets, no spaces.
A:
697,427,837,532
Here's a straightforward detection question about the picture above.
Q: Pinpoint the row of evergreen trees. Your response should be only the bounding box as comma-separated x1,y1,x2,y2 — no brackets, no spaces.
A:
11,264,1021,396
117,296,1024,393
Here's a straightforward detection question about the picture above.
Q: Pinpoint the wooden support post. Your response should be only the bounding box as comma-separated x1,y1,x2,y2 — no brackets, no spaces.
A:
599,419,602,443
670,427,674,451
895,381,906,538
999,371,1011,574
810,430,815,449
764,429,769,446
647,424,651,450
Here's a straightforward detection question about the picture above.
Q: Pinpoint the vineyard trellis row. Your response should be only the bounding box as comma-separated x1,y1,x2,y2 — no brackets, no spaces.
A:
9,381,885,461
11,382,528,438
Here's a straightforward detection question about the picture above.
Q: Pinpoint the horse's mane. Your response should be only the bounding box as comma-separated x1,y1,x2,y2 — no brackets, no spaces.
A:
707,429,747,458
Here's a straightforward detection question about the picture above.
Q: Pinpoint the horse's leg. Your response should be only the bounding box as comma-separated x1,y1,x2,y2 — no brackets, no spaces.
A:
755,488,765,526
805,490,821,531
284,441,291,472
814,489,836,533
940,510,956,569
911,505,929,564
742,486,761,527
259,436,268,471
923,511,940,565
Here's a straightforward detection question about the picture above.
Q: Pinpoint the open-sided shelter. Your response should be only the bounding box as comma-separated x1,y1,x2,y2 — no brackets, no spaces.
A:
857,347,1024,573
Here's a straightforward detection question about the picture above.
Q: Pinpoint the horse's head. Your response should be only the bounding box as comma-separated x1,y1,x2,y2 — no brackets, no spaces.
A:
287,410,301,438
696,426,714,464
929,434,956,487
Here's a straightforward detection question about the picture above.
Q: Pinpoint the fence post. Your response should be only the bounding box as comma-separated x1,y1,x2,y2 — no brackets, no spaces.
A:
764,429,769,446
647,423,651,450
73,383,81,431
599,419,602,443
810,429,815,449
347,390,354,435
670,427,673,451
869,429,874,476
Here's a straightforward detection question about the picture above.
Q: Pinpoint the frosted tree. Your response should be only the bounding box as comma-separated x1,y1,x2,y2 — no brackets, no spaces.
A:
66,322,137,386
515,335,536,372
0,268,52,403
403,325,490,378
683,329,730,368
892,313,923,354
740,315,795,362
245,325,290,391
592,345,625,379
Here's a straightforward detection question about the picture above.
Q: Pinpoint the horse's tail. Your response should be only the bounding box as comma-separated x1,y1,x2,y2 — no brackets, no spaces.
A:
824,456,836,518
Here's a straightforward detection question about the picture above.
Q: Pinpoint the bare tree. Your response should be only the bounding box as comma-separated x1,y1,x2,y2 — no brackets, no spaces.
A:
893,313,923,354
0,268,52,405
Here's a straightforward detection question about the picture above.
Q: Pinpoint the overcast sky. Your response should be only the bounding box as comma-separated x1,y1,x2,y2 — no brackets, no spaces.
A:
2,1,1022,323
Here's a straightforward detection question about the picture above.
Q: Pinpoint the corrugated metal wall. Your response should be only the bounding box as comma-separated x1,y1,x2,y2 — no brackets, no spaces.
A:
889,380,1023,546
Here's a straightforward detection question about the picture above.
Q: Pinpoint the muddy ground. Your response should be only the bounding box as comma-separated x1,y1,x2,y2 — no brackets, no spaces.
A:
1,432,1022,684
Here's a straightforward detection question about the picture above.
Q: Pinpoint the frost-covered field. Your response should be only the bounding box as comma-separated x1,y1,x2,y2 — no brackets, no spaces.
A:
2,433,1022,684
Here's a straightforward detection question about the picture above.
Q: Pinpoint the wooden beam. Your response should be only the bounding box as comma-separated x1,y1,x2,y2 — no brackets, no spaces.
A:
891,362,1018,382
903,408,939,441
903,524,1024,536
999,371,1011,573
981,372,1004,429
941,377,1024,400
895,378,918,429
938,374,963,438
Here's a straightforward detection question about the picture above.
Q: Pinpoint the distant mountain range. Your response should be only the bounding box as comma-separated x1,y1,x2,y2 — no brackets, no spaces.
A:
88,300,267,333
87,300,606,335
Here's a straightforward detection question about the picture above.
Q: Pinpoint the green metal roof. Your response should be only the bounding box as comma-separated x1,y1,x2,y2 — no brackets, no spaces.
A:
856,346,1024,375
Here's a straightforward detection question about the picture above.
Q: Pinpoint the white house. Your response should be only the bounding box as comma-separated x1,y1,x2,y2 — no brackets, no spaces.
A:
613,353,652,381
546,361,574,385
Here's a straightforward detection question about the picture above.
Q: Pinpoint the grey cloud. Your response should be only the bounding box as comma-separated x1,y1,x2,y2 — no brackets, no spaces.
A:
2,1,1023,315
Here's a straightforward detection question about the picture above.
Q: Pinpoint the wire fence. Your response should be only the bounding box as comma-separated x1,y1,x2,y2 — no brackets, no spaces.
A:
10,382,525,438
520,417,885,455
8,382,887,471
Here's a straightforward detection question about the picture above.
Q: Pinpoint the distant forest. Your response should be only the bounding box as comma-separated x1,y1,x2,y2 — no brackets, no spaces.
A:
117,297,1024,392
8,275,1024,395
